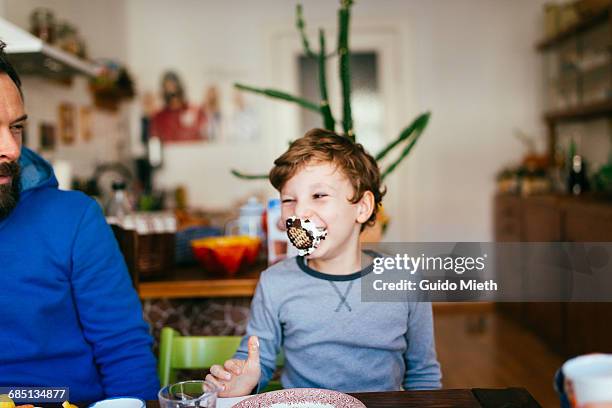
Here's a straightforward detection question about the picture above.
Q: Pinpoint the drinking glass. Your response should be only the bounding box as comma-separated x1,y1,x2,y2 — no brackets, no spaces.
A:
158,380,220,408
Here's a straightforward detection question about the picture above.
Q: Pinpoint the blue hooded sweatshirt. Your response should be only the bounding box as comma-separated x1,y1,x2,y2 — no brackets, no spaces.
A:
0,148,160,401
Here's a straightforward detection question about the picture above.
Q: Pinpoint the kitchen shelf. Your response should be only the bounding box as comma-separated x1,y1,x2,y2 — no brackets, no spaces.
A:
1,17,99,80
544,99,612,123
537,4,612,161
537,8,610,52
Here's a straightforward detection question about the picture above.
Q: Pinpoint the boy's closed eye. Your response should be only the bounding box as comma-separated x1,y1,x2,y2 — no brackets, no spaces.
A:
282,193,328,203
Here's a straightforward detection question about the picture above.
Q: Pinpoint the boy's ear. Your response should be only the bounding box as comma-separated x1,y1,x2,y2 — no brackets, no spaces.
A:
356,191,375,224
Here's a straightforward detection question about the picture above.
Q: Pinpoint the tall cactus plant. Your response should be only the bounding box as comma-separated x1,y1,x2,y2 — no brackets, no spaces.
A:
231,0,430,181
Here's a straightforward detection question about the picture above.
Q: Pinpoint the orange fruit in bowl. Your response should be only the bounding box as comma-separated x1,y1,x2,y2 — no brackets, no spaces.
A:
191,235,261,276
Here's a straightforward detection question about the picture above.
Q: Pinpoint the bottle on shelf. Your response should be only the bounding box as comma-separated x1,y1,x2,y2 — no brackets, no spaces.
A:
105,180,133,224
551,145,567,193
567,139,590,195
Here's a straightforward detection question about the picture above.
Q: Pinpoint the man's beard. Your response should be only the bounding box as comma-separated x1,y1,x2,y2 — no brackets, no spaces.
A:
0,161,20,219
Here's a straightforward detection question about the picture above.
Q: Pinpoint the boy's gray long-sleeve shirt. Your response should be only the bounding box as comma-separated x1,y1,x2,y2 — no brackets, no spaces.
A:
234,255,442,391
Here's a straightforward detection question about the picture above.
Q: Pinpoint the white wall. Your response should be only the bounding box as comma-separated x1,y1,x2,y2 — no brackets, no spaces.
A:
3,0,131,185
2,0,552,241
396,0,550,241
125,0,549,241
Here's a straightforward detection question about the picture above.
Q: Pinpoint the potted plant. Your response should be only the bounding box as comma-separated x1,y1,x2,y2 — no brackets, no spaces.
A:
89,59,135,111
231,0,430,239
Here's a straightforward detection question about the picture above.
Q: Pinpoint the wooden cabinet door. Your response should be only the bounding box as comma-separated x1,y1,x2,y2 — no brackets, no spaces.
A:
522,196,562,242
521,196,565,354
494,195,523,320
494,195,522,242
566,302,612,356
565,201,612,242
564,201,612,356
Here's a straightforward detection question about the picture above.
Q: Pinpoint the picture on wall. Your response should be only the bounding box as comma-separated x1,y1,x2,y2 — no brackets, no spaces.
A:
39,122,56,151
202,69,261,143
226,88,260,143
149,71,207,143
58,102,76,145
80,106,93,141
146,69,260,144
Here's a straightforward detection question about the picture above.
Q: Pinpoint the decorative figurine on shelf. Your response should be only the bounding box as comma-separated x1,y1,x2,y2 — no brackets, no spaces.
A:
56,22,75,54
149,71,207,143
89,59,135,111
29,8,56,44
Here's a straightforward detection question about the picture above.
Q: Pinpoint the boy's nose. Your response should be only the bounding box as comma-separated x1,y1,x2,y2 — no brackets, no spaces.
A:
294,202,313,219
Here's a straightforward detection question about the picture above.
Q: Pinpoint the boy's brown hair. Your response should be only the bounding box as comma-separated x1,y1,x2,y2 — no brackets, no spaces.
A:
269,128,386,230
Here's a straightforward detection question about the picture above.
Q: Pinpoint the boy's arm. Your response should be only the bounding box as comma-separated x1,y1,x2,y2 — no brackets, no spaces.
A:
403,302,442,390
234,274,282,391
70,201,160,399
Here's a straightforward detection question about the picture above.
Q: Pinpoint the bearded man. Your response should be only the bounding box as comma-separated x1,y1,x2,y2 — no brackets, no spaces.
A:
0,41,159,401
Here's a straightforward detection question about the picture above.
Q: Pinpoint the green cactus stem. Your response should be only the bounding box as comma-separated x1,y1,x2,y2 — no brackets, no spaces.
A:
235,83,320,113
318,29,335,131
296,4,316,58
231,0,431,183
230,169,269,180
380,131,422,181
338,0,354,140
380,118,422,181
375,112,430,161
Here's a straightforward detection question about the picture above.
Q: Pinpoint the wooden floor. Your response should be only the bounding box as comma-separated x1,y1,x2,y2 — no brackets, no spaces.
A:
434,308,564,408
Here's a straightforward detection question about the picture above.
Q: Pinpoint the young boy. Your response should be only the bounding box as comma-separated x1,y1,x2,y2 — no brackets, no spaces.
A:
206,129,441,395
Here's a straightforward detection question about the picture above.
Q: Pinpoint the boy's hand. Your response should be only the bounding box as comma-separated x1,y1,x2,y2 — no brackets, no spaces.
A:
205,336,261,397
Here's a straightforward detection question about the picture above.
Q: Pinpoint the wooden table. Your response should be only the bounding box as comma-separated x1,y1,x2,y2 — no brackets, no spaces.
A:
138,263,266,299
146,388,542,407
350,388,541,407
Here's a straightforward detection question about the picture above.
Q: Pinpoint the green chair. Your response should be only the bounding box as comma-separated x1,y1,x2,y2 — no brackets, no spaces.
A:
158,327,284,392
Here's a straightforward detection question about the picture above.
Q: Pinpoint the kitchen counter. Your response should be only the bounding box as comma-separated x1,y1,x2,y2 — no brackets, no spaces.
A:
138,262,267,299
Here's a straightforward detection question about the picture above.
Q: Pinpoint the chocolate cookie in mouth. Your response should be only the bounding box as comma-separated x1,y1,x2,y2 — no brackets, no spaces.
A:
286,216,327,256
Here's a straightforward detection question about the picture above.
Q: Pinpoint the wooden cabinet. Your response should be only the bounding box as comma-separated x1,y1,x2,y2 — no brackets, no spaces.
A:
566,303,612,356
509,4,612,357
521,196,565,354
563,200,612,356
522,196,562,242
494,194,612,357
565,201,612,241
494,196,523,320
494,195,522,241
